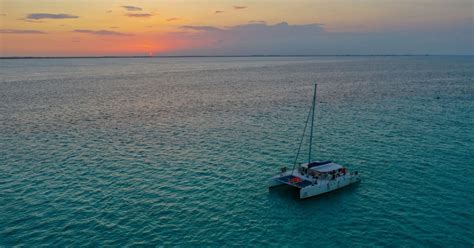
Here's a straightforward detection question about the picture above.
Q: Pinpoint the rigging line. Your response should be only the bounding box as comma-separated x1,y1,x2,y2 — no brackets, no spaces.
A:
291,101,313,175
308,84,317,163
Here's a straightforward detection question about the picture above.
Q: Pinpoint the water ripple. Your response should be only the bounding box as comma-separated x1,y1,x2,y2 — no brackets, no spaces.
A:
1,56,473,246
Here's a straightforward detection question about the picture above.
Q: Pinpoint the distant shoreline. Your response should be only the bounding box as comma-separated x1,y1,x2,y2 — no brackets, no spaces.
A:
0,54,471,59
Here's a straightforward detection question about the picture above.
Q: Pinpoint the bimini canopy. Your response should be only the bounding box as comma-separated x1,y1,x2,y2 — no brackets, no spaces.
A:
309,162,343,173
307,161,332,168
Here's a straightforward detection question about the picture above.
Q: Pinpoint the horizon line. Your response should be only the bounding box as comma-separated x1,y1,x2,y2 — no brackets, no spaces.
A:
1,54,472,59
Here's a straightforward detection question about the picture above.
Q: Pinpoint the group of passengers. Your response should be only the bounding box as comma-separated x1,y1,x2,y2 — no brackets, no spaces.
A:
299,167,347,181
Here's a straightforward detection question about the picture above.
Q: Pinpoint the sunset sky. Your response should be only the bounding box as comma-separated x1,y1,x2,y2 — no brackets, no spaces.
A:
0,0,473,56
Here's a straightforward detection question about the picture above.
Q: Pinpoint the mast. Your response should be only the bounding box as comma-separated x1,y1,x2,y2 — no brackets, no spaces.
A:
308,84,317,163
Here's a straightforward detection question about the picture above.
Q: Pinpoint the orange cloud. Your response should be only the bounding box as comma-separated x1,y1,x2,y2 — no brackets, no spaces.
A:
26,13,78,19
126,13,153,17
0,29,46,34
121,6,142,11
73,29,131,36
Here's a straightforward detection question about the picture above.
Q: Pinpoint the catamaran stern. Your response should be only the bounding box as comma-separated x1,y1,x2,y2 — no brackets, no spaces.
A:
299,174,361,199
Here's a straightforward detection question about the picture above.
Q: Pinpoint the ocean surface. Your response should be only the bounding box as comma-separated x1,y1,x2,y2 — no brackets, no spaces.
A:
0,56,473,247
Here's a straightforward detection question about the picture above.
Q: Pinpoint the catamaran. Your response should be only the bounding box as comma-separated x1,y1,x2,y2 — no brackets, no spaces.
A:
269,84,360,199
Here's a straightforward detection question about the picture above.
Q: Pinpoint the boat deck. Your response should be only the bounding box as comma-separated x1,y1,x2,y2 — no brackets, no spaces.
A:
275,175,313,188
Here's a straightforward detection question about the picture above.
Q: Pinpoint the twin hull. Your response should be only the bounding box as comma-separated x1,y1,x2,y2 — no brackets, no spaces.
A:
269,174,361,199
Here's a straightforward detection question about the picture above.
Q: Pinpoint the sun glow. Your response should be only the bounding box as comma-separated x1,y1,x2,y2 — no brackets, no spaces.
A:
1,0,472,56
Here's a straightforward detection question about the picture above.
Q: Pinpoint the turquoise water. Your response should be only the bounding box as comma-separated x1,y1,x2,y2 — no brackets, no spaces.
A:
1,56,473,247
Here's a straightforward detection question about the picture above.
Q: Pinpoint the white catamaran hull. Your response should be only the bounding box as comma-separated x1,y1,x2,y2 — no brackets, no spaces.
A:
299,175,360,199
268,172,361,199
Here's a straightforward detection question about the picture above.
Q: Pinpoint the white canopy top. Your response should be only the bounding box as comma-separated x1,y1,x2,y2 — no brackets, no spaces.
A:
308,162,343,173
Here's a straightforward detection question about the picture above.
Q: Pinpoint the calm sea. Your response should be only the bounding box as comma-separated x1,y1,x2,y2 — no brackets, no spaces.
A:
0,56,473,247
